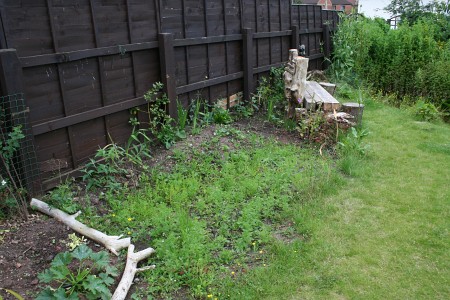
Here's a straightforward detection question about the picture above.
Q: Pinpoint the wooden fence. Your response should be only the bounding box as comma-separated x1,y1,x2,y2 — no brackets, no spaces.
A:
0,0,339,192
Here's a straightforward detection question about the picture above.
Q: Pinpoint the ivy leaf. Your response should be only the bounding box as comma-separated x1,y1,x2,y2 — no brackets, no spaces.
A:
51,252,72,267
72,244,92,261
90,251,110,268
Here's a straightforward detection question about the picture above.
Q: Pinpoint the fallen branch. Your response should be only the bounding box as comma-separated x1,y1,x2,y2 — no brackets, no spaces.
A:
30,198,130,255
112,244,155,300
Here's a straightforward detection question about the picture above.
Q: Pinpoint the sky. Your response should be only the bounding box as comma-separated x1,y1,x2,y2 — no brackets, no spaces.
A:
358,0,433,19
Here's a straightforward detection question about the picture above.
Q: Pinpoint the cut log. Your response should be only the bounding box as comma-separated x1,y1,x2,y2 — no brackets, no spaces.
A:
30,198,130,255
319,82,336,96
112,244,155,300
342,102,365,125
304,81,341,112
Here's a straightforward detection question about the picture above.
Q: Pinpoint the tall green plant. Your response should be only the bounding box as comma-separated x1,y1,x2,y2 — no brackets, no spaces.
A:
331,14,450,115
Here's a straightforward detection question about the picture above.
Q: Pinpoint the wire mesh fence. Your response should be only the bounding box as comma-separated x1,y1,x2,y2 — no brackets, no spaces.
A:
1,93,40,218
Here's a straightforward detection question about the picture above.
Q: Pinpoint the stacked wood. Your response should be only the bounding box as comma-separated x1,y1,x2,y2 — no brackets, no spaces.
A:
304,81,341,112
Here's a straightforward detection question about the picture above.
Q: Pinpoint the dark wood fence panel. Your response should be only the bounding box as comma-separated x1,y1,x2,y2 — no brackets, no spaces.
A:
0,0,339,191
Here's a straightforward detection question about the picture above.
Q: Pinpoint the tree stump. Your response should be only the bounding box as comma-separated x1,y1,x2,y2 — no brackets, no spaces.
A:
342,102,365,125
284,49,309,118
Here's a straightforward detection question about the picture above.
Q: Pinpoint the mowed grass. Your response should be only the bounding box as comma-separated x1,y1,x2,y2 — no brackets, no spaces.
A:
92,98,449,299
221,100,450,299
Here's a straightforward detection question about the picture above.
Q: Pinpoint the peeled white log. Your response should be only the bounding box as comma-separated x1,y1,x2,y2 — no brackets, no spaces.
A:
112,244,155,300
30,198,130,256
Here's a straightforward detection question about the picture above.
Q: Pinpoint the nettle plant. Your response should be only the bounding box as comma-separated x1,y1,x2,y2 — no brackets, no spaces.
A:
37,244,118,300
143,82,186,149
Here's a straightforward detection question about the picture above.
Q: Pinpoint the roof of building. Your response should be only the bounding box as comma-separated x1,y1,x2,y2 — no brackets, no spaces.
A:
297,0,318,4
298,0,354,5
332,0,353,5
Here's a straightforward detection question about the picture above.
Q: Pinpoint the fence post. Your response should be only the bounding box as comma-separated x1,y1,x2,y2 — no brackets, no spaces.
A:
158,33,177,119
242,28,253,102
291,25,300,51
0,49,40,195
323,24,331,69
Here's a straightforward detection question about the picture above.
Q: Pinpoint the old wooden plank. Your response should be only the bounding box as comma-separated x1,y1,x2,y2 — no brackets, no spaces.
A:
159,33,177,118
32,95,147,136
253,30,292,39
242,28,253,101
173,34,242,47
291,25,299,50
176,71,243,94
253,62,284,74
323,24,331,69
304,81,340,112
46,0,78,169
19,41,159,67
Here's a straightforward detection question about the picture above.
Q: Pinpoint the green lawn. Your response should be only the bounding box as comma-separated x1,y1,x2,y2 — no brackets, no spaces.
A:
85,97,449,299
222,100,450,299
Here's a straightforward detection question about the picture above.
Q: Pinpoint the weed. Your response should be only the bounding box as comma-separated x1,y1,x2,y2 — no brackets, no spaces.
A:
0,124,28,219
296,107,325,141
36,244,118,300
65,233,87,251
87,136,340,298
232,100,257,119
143,82,181,149
81,144,126,191
176,99,189,131
413,99,441,121
212,106,233,125
338,127,370,157
190,98,203,134
47,182,79,214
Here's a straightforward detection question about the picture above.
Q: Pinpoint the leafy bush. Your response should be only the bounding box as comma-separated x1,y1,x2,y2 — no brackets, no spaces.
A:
413,99,441,121
37,244,118,300
331,14,450,116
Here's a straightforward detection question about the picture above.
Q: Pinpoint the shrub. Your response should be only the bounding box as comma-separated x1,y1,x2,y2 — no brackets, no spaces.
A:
331,14,450,116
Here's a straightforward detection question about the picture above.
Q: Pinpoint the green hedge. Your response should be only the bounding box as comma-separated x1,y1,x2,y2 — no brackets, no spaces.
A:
331,15,450,112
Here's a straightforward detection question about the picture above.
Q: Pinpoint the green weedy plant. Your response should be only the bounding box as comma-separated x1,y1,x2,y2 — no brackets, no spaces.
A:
36,244,118,300
338,127,370,157
413,99,441,121
47,182,80,214
176,99,189,131
212,106,233,124
0,124,28,219
82,144,126,191
144,82,185,149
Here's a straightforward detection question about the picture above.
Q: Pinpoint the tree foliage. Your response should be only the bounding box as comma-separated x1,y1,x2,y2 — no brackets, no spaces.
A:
385,0,449,26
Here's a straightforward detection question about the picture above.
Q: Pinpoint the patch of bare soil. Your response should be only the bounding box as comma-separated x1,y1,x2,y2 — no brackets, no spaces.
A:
0,215,70,299
0,116,303,299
